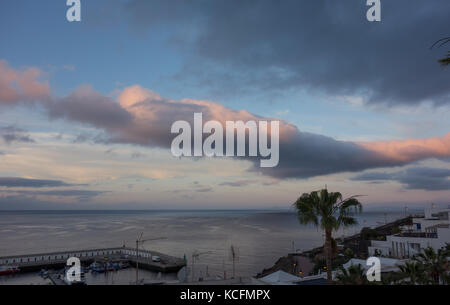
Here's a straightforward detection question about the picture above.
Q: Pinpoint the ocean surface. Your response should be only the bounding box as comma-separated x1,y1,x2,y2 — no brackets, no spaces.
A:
0,209,416,284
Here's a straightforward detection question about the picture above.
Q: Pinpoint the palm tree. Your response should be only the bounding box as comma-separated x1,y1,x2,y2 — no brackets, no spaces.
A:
335,264,368,285
397,261,425,285
431,37,450,66
438,52,450,66
412,246,449,284
293,189,362,283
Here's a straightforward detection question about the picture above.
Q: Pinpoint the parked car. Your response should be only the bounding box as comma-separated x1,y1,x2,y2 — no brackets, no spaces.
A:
152,256,161,262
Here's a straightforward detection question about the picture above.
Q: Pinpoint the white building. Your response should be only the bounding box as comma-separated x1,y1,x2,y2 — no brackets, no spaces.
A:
368,206,450,258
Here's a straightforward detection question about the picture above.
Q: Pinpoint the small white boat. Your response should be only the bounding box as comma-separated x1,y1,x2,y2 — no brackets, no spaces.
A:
0,266,19,276
64,268,87,285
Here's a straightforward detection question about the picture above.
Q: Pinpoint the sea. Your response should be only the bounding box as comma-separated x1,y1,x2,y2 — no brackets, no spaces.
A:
0,208,419,285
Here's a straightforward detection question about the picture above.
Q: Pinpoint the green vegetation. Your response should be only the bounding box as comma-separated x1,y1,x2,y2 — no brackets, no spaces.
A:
391,226,400,234
293,189,362,283
312,255,348,275
400,246,450,284
432,37,450,66
360,227,379,240
439,52,450,66
335,264,369,285
343,248,354,260
387,245,449,285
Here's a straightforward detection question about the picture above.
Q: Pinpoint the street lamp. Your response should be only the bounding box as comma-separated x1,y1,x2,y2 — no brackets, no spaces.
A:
135,233,166,285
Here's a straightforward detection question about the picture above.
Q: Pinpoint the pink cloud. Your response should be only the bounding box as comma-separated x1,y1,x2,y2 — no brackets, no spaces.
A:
357,133,450,163
0,60,448,179
0,60,50,105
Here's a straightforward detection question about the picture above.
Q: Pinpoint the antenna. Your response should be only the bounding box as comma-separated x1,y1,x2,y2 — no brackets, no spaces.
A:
191,250,212,282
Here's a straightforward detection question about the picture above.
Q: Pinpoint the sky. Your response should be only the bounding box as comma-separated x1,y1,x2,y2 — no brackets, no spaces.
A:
0,0,449,210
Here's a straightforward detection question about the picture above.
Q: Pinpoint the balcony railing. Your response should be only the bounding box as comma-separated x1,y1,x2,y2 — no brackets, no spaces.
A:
395,232,438,238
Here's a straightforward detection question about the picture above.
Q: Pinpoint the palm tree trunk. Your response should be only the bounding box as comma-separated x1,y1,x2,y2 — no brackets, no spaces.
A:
325,229,333,284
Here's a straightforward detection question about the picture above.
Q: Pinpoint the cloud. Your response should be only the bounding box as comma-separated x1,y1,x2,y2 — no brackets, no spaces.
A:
125,0,450,106
357,134,450,162
0,194,64,210
195,187,213,193
219,180,258,187
0,126,35,144
250,131,450,179
350,172,393,181
0,189,106,199
351,167,450,190
131,151,144,159
72,133,91,143
0,60,50,105
0,177,74,188
48,85,133,129
1,60,449,180
0,189,107,208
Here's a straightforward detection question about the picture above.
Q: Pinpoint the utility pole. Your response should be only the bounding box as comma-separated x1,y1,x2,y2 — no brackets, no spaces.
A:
135,238,139,285
191,251,211,282
135,233,166,285
229,245,239,279
135,232,143,285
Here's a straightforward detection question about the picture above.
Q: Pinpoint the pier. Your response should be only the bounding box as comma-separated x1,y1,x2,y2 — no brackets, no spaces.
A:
0,247,186,273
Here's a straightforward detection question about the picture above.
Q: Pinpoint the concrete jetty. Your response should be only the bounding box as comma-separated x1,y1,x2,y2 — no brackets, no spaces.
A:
0,247,186,273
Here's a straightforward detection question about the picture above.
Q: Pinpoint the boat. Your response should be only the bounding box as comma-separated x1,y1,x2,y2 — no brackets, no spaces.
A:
63,267,87,285
39,269,49,278
89,261,106,273
0,266,20,276
106,262,117,271
119,262,130,269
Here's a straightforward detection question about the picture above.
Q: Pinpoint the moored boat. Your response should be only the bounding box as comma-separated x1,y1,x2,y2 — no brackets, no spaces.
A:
0,266,20,276
64,267,87,285
89,261,106,273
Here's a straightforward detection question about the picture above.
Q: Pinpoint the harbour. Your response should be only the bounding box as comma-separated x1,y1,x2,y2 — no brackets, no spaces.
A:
0,246,186,285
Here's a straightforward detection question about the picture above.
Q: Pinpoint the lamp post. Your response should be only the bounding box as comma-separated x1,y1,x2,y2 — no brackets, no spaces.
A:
135,233,166,285
191,251,212,282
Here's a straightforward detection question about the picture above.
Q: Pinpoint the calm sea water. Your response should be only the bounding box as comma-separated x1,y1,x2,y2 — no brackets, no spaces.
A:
0,209,413,284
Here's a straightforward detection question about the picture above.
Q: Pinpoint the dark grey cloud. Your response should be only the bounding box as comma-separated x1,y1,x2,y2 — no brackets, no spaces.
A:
72,133,91,143
0,189,106,200
125,0,450,106
253,131,401,179
219,180,257,187
0,189,107,209
0,177,73,188
40,85,450,179
0,194,65,210
48,86,133,129
351,167,450,190
0,126,34,144
31,190,106,198
1,61,446,181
